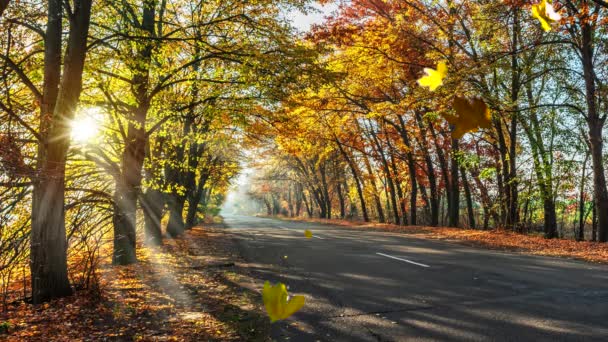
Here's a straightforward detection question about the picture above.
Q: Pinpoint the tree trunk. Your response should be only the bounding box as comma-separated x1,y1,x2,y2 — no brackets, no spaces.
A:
142,188,164,245
0,0,9,18
415,111,439,226
31,0,92,303
581,17,608,242
337,182,346,219
336,140,369,221
461,167,475,229
185,172,208,229
447,139,459,227
577,152,590,241
112,0,156,263
112,184,138,265
113,110,147,265
363,154,385,223
166,195,185,237
394,116,418,225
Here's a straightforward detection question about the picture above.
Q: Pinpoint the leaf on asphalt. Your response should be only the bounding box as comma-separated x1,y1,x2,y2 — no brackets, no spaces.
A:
304,230,313,239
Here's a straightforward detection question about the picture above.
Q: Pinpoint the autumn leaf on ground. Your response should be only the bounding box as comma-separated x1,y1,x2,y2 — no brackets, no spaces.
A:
304,230,313,239
444,97,492,139
531,0,561,32
262,281,305,323
417,61,447,91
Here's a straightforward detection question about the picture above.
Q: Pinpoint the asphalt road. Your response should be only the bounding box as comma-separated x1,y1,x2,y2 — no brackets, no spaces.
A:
223,215,608,342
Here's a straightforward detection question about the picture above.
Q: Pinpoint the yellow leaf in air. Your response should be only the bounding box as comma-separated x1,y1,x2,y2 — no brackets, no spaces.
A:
262,281,306,323
445,97,492,139
304,230,313,239
531,0,561,32
417,61,448,91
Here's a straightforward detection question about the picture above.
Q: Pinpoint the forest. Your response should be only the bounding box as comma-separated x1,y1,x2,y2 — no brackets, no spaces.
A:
1,0,608,340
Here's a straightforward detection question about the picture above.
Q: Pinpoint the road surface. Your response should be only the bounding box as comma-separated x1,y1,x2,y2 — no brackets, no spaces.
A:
223,215,608,341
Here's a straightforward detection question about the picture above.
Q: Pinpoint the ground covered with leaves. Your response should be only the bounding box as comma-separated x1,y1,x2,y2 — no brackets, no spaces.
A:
0,225,270,341
281,217,608,264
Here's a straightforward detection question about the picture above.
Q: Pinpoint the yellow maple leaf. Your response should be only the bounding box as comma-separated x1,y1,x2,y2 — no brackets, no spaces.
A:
417,61,448,91
304,229,313,239
262,281,305,323
445,97,492,139
531,0,561,32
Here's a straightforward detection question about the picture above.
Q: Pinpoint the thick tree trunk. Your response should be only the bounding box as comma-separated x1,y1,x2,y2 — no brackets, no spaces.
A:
185,172,208,229
0,0,10,18
31,0,92,303
581,18,608,242
112,185,138,265
166,195,185,237
112,0,156,262
142,188,164,245
113,109,147,265
542,198,558,239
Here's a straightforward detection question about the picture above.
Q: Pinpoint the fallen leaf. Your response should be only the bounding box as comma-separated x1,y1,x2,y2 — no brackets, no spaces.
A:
444,96,492,139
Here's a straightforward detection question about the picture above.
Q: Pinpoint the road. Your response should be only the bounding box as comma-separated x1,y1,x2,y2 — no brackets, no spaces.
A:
223,215,608,341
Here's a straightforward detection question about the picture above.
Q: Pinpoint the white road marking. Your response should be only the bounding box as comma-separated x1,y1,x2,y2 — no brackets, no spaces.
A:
376,252,430,268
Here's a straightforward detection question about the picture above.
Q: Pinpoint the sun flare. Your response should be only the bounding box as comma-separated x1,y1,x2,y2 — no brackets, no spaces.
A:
70,107,102,143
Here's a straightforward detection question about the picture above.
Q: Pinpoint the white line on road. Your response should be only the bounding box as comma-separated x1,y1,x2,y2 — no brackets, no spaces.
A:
376,252,430,268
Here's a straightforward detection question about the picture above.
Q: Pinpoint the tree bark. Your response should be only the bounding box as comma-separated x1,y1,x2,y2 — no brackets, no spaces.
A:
31,0,92,303
415,111,439,226
461,167,475,229
447,139,459,227
142,188,164,246
581,16,608,242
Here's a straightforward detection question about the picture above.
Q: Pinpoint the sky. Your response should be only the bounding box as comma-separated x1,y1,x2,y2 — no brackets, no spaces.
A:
289,2,339,32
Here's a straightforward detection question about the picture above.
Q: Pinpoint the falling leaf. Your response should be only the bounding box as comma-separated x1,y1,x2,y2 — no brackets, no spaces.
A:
417,61,447,91
304,230,313,239
531,0,561,32
444,97,492,139
262,281,305,323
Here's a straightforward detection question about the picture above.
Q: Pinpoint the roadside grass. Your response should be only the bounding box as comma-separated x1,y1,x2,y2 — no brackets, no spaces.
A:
274,216,608,264
0,225,271,341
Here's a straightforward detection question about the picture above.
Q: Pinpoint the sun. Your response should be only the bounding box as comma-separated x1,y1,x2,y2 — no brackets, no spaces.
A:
70,107,102,143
